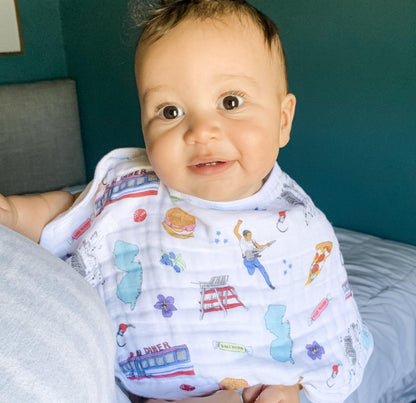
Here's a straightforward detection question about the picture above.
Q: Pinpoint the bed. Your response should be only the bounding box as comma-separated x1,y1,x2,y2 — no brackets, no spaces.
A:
1,79,415,402
304,227,416,403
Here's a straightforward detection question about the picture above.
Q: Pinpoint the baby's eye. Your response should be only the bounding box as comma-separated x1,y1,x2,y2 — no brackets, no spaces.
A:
219,94,244,110
157,105,184,120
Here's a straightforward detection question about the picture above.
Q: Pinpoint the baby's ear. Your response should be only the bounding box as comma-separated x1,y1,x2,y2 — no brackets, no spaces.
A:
279,93,296,147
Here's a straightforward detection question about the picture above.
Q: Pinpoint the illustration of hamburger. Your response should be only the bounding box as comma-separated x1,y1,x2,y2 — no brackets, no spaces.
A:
162,208,196,239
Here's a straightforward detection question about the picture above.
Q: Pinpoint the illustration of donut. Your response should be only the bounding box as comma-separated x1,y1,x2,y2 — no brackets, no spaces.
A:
305,241,333,286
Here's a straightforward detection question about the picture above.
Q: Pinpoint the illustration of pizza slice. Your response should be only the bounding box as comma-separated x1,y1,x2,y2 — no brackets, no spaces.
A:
305,241,333,286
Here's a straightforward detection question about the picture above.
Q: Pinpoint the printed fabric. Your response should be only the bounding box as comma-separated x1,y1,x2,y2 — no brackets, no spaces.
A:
41,148,373,402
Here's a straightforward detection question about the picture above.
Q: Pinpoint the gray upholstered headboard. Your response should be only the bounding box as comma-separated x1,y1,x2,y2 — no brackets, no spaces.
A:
0,79,86,196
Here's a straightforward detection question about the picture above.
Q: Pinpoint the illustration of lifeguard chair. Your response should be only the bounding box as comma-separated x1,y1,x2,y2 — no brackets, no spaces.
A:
197,275,246,320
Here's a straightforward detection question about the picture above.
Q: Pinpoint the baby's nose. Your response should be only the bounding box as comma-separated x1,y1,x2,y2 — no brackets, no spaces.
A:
183,114,222,144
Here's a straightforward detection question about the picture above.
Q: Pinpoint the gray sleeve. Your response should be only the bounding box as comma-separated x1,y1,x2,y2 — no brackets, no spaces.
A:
0,225,121,403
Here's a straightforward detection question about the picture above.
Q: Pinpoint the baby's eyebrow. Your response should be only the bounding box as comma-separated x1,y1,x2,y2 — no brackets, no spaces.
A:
215,73,259,88
141,74,260,107
211,75,261,96
141,85,172,105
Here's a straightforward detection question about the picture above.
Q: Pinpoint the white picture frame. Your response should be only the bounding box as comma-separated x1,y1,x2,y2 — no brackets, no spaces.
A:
0,0,23,55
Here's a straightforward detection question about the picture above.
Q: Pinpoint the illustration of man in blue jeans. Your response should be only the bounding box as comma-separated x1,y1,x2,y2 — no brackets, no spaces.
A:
234,220,276,290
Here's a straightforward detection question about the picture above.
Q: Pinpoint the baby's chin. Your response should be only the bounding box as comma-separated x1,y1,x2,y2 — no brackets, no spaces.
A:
173,182,263,202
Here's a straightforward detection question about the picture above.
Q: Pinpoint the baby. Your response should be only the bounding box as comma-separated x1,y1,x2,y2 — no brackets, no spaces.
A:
0,1,373,402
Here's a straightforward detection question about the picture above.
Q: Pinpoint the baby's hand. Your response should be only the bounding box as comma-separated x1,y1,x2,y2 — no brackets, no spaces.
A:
144,389,243,403
242,384,301,403
0,194,18,231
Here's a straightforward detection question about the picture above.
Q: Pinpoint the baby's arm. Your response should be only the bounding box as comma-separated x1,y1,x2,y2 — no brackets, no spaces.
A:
0,191,75,242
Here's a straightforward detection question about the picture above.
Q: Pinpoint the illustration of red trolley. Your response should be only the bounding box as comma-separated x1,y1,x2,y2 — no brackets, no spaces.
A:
119,344,195,380
95,171,159,216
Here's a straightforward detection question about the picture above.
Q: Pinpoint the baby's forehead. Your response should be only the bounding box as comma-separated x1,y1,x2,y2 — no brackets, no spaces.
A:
136,14,281,67
137,11,277,54
134,12,287,96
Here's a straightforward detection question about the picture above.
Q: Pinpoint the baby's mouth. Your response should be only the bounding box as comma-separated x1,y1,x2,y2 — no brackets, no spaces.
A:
188,160,233,176
196,161,225,167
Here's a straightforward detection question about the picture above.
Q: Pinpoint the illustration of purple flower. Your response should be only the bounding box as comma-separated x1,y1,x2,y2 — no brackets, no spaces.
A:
306,341,325,360
154,294,177,318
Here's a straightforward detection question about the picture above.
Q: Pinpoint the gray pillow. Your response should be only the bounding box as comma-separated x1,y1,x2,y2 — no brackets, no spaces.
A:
0,80,86,196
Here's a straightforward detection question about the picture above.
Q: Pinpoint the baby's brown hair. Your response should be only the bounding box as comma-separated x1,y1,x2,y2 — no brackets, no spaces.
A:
132,0,288,92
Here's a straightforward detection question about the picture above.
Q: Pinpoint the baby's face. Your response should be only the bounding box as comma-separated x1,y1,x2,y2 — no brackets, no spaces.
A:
135,14,295,201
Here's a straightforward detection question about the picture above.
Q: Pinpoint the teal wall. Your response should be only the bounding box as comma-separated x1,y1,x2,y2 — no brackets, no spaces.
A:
251,1,416,245
59,0,142,178
0,1,415,245
0,0,67,82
